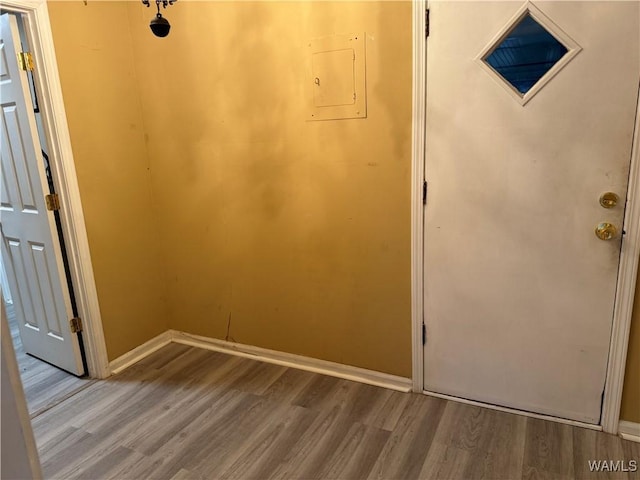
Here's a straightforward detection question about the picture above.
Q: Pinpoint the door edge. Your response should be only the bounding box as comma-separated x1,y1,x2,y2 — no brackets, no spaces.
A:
601,82,640,434
2,0,110,380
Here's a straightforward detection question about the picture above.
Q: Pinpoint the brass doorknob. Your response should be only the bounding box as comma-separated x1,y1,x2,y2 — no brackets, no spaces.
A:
599,192,619,209
595,222,617,240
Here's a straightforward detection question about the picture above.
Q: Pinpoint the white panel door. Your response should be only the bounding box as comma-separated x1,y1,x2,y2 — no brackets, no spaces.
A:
423,1,639,423
0,14,83,375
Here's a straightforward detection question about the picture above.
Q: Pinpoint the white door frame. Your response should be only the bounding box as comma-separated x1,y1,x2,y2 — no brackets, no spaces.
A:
2,0,109,379
411,0,640,434
410,0,427,395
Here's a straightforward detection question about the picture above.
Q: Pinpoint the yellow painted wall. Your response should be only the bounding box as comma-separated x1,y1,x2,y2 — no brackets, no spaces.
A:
46,0,412,373
126,1,413,376
45,0,639,403
48,2,169,360
621,265,640,422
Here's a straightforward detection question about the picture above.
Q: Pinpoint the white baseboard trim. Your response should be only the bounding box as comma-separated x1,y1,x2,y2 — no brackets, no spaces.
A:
619,421,640,443
170,330,412,392
109,331,172,375
423,390,603,431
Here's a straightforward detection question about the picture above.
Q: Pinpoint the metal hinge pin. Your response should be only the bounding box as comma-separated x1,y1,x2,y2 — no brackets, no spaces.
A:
17,52,34,71
45,193,60,211
70,317,83,333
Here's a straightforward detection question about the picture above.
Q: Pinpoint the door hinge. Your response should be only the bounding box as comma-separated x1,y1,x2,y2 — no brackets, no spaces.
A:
69,317,83,333
17,52,34,72
45,193,60,211
425,8,430,38
422,322,426,345
422,180,428,205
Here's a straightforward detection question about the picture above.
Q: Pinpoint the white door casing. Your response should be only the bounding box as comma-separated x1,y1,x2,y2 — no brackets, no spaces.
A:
422,1,639,424
0,13,84,375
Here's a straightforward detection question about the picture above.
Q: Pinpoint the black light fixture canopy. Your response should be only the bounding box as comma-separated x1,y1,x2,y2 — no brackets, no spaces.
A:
142,0,176,37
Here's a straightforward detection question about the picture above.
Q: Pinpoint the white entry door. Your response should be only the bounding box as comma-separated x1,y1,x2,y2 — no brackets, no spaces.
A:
423,1,639,423
0,13,84,375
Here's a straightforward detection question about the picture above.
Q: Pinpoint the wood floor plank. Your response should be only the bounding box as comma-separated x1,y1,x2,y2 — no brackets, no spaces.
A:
6,303,92,416
40,426,125,479
134,342,193,370
366,389,412,432
137,391,284,479
39,427,89,478
419,441,471,480
224,359,288,395
368,394,447,479
340,383,392,425
161,348,230,382
63,445,137,480
418,401,527,480
274,405,359,480
31,368,157,446
261,366,317,403
117,387,216,455
83,351,239,440
29,344,640,480
573,428,639,480
317,421,391,480
131,387,253,458
119,355,290,458
436,402,487,451
106,449,173,480
37,426,84,459
621,440,640,480
33,362,168,441
115,397,254,480
292,373,342,410
170,468,204,480
292,374,394,429
522,417,575,480
116,377,225,452
217,403,318,479
463,409,527,479
187,396,302,477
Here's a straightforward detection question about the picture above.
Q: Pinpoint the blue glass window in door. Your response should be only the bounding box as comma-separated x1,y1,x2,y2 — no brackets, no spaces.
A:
484,13,568,95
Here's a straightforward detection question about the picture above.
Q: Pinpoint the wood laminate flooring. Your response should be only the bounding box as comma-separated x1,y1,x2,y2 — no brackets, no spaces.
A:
32,343,639,480
6,301,93,417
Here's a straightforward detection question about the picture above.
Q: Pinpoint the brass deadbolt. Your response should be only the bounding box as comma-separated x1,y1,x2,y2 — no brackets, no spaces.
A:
599,192,619,209
595,222,617,241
